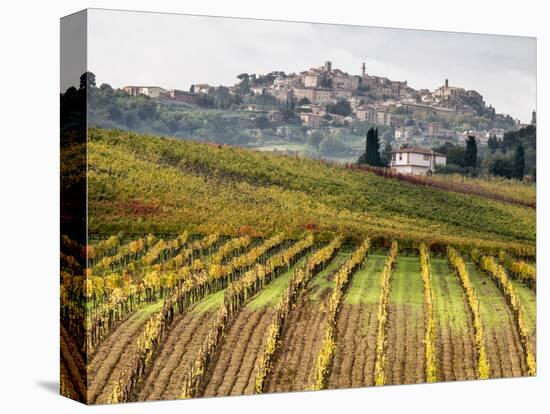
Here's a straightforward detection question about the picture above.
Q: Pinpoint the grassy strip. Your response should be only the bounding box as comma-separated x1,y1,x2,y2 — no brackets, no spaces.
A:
373,241,399,386
472,250,536,376
254,237,343,393
310,238,371,390
447,247,490,379
419,243,437,382
179,235,315,399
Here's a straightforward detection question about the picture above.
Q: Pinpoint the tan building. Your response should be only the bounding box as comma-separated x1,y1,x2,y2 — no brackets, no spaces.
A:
304,74,321,88
293,88,334,105
332,89,353,100
163,89,201,104
267,88,294,103
434,79,466,98
268,110,284,122
332,73,359,90
299,113,324,128
123,86,167,98
375,111,392,126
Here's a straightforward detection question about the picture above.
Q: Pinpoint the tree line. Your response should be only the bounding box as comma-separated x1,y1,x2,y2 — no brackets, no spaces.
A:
357,126,534,180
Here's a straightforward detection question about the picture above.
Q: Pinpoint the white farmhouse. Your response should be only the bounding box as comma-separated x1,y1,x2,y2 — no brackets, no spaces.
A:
389,147,446,175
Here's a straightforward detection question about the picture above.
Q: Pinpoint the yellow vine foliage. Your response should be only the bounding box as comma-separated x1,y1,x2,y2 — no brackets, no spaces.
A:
447,247,490,379
373,241,398,386
180,236,314,399
419,243,437,383
310,238,371,390
498,250,536,287
476,253,536,376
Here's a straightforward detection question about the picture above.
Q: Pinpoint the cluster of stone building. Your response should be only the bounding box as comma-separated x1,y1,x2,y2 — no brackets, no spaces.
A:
122,85,204,105
122,61,518,148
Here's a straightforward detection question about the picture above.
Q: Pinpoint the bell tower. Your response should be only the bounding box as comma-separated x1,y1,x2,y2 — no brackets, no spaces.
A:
361,62,366,77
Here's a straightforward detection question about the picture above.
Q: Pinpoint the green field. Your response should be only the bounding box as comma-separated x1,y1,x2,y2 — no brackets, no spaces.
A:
191,289,226,313
344,253,386,305
431,258,470,330
247,256,309,309
390,256,424,306
309,252,350,301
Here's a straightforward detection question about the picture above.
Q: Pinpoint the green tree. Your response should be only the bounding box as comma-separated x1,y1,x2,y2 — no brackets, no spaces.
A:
319,135,349,156
254,115,271,129
326,99,352,117
464,135,477,168
512,144,525,180
79,71,96,90
307,131,324,149
487,135,499,153
489,157,513,178
357,127,381,166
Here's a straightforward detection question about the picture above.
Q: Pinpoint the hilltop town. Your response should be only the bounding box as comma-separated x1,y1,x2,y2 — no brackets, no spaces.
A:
121,60,531,148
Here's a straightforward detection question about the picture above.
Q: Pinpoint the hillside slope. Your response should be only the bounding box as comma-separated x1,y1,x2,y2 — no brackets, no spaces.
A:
87,128,535,252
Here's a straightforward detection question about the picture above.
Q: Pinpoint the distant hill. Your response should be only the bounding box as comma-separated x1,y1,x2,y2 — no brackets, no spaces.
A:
87,128,535,254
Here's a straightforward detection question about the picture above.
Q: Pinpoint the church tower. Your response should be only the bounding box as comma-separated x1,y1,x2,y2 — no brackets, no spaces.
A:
361,62,366,77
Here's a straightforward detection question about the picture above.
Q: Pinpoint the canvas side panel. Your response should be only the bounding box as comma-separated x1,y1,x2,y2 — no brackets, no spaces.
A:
60,9,88,404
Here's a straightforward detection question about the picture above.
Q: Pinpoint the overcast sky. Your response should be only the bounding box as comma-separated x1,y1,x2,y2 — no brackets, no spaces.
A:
87,9,536,123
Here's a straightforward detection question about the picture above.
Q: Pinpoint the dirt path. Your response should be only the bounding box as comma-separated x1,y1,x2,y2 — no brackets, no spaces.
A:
431,257,477,382
86,301,162,404
383,256,425,385
328,254,386,389
467,263,527,378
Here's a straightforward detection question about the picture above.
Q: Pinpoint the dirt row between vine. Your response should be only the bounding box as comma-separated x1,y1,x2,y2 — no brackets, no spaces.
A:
136,310,217,401
201,307,275,397
327,304,378,388
87,302,162,404
265,294,330,393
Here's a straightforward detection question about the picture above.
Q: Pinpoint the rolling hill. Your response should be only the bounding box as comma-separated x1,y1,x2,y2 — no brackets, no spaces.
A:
87,128,535,254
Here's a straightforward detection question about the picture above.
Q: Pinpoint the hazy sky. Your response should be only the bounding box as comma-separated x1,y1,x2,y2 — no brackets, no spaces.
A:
88,9,536,123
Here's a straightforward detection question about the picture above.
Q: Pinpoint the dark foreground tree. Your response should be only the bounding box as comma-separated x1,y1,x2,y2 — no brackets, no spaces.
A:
464,135,477,168
358,127,382,166
512,144,525,180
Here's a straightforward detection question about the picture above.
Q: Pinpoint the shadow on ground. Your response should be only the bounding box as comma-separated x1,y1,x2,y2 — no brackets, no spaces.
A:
36,380,59,395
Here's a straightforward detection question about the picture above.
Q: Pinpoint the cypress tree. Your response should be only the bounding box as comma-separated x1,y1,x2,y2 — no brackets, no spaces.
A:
357,127,382,166
512,143,525,180
464,135,477,169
